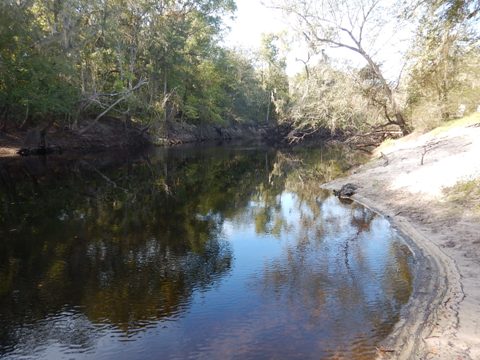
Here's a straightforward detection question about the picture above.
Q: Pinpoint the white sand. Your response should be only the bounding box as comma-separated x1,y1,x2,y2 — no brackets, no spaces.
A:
324,124,480,359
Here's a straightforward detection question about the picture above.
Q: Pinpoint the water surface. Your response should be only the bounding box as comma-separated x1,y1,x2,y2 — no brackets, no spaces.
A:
0,145,413,359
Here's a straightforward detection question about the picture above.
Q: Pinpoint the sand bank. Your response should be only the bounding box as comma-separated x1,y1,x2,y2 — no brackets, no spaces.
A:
324,123,480,359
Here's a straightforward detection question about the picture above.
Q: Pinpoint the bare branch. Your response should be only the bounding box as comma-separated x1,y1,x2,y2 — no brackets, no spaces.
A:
79,79,148,134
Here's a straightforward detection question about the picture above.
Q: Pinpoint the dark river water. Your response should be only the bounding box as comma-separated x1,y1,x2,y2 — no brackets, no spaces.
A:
0,144,413,360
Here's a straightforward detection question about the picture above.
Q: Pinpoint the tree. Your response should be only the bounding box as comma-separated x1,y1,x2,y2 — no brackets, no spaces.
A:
0,0,275,131
288,62,385,143
407,18,464,120
258,33,289,124
272,0,412,135
404,0,479,124
429,0,480,21
0,1,78,128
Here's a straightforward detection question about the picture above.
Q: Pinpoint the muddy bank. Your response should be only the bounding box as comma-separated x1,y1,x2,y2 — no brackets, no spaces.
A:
0,118,151,158
0,118,279,157
155,121,274,145
324,123,480,359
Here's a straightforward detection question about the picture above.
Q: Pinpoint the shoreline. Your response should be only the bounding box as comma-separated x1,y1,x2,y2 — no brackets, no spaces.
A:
0,119,150,158
323,123,480,359
348,195,462,359
2,117,478,357
0,120,276,158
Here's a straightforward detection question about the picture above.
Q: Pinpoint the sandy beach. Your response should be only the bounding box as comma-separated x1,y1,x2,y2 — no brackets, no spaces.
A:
324,122,480,359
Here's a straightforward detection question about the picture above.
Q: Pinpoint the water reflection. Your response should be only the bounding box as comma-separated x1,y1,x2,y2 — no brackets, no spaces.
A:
245,194,412,359
0,145,411,359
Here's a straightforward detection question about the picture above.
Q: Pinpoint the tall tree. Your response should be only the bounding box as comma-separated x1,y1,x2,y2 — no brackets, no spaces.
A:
289,63,378,139
430,0,480,21
405,0,479,122
0,0,274,131
0,1,78,128
258,33,289,124
272,0,412,135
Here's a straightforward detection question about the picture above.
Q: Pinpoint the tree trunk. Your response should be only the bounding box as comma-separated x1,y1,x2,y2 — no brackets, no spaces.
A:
163,69,168,124
0,106,8,132
266,92,271,124
361,50,411,135
394,112,411,136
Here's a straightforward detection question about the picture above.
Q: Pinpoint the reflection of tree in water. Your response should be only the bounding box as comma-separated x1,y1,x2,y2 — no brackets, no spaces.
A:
249,194,413,359
0,147,276,352
230,147,355,247
244,145,361,238
0,144,408,359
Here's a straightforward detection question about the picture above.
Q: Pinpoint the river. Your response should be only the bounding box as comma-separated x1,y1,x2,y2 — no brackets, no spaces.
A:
0,143,413,359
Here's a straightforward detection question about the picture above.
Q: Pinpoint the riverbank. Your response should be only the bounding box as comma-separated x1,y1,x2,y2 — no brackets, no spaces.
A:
0,118,151,157
0,118,275,157
155,120,273,145
323,116,480,359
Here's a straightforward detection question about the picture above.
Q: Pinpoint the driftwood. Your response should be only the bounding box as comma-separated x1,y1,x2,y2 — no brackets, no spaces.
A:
333,183,358,198
346,128,402,153
420,140,441,166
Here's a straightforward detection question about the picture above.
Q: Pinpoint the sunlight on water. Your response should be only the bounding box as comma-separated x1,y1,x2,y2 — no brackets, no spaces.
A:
0,144,412,359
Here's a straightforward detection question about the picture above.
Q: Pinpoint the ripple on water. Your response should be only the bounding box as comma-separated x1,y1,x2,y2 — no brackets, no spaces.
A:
0,146,413,360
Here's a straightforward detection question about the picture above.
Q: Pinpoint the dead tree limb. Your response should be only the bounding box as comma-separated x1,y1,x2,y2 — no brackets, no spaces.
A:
79,79,147,134
420,140,442,165
287,127,320,144
80,160,128,192
420,146,428,166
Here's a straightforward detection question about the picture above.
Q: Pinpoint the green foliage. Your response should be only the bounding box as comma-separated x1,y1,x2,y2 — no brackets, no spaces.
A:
0,2,78,124
405,7,479,128
429,0,480,22
3,0,478,137
444,177,480,215
0,0,272,129
258,33,289,124
222,50,271,122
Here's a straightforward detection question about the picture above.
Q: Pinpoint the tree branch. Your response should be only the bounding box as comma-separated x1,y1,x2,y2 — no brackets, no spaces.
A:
79,79,147,134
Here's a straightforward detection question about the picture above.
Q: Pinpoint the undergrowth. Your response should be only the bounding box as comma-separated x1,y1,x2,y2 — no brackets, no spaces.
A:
444,178,480,216
430,113,480,136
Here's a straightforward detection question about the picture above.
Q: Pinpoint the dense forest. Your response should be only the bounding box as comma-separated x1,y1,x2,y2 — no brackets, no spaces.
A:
0,0,287,134
0,0,479,144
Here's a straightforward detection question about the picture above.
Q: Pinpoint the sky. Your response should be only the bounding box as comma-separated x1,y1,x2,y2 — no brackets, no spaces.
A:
222,0,414,79
222,0,307,76
223,0,285,49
